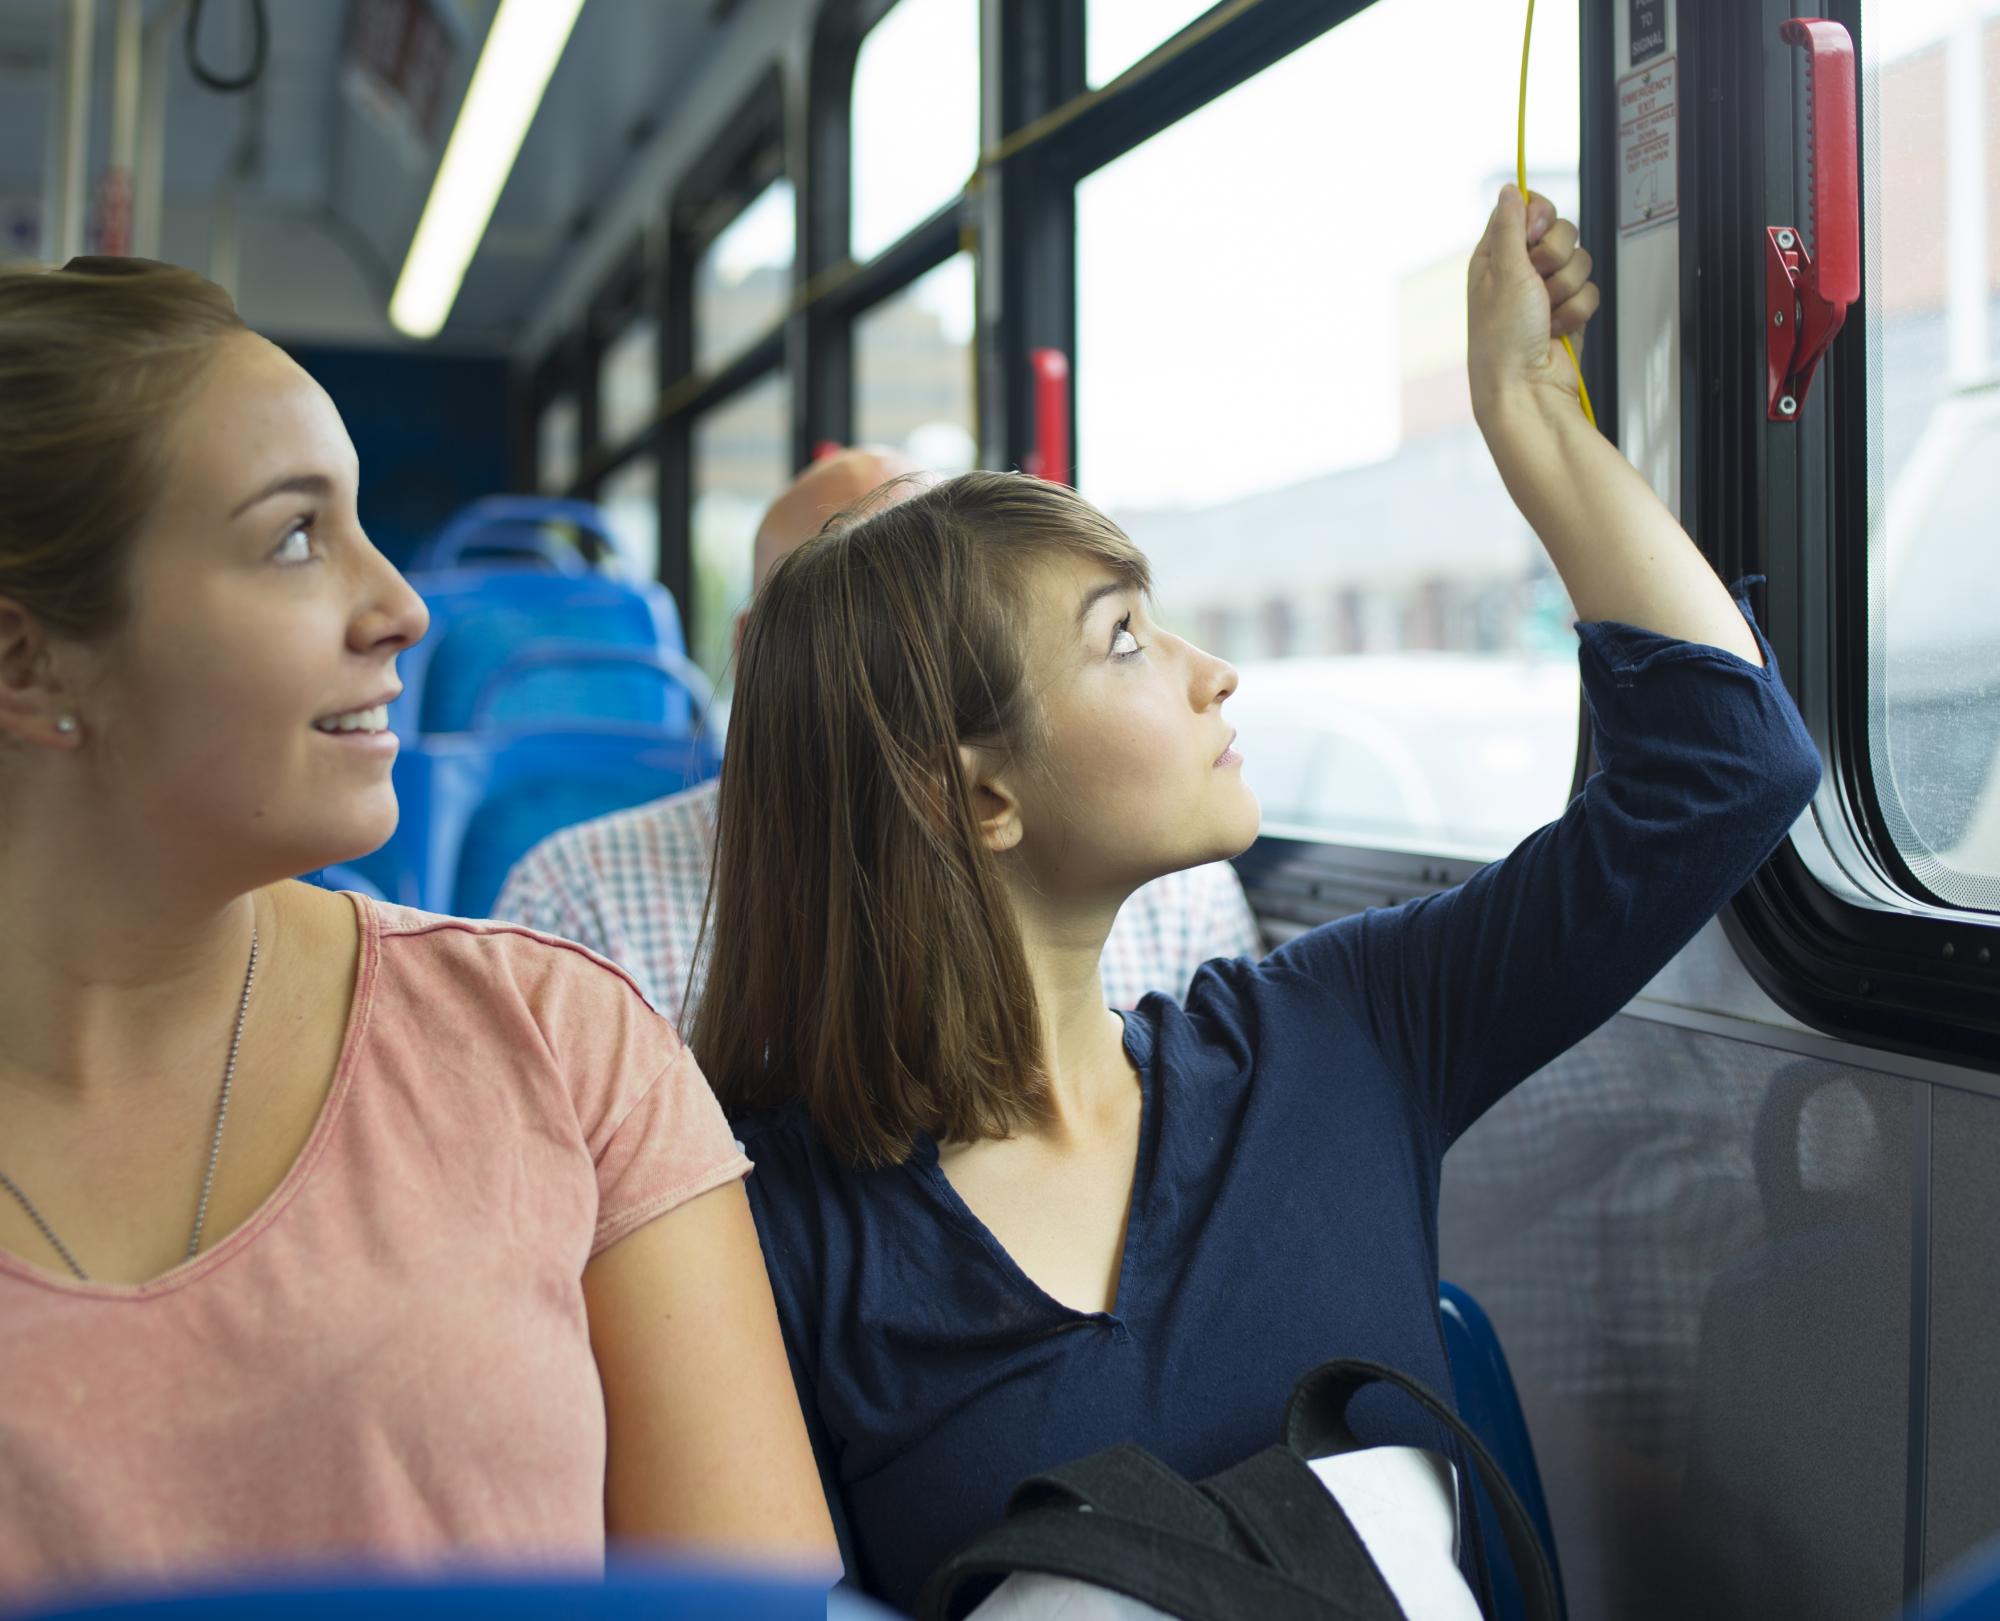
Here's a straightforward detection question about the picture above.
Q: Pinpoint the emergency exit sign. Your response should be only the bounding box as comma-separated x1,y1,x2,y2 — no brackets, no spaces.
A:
1631,1,1667,65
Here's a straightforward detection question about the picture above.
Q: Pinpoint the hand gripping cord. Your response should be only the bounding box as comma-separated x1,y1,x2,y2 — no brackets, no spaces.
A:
1519,0,1598,427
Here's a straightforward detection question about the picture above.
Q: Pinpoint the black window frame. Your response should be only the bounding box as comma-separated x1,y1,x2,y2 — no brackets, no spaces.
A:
797,0,985,472
523,335,588,498
557,238,664,575
583,238,662,470
1686,0,2000,1072
649,70,794,673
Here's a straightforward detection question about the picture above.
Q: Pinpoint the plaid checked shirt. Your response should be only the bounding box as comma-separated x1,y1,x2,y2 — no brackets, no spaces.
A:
493,778,1263,1023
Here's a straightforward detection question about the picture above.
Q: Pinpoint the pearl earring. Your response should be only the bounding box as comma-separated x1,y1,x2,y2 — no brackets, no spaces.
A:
54,715,77,735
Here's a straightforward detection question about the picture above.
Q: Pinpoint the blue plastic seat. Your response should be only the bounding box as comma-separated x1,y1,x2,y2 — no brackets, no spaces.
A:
398,571,687,738
396,723,721,918
1440,1281,1567,1621
362,635,716,911
471,642,715,736
1915,1537,2000,1620
409,496,631,577
11,1561,844,1620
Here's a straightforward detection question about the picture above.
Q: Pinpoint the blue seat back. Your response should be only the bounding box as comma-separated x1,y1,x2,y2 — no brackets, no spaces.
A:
471,643,713,736
1919,1538,2000,1620
403,572,685,737
1440,1281,1567,1621
401,725,721,918
429,530,587,576
13,1561,835,1620
410,496,630,576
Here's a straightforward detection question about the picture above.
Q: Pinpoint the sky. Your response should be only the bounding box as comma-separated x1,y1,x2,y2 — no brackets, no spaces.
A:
851,0,980,263
1088,0,1235,87
1075,0,1582,511
1868,0,2000,62
710,178,795,288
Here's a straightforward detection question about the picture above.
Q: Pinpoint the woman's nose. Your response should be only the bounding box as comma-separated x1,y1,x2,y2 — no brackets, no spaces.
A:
1190,642,1237,709
350,545,430,655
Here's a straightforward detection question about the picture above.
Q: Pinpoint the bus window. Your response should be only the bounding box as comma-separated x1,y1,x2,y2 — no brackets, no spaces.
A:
537,393,579,496
851,0,978,263
599,455,660,583
692,371,789,687
1862,1,2000,909
598,315,659,450
1076,0,1584,858
1088,0,1225,87
696,178,794,374
854,252,977,473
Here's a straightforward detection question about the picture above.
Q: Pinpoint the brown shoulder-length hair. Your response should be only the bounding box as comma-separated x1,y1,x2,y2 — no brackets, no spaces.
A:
0,257,246,641
689,470,1151,1168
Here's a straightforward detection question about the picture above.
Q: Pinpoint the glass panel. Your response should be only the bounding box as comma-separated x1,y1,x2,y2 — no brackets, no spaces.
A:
1441,1017,1912,1621
537,394,579,495
599,455,659,582
691,372,790,690
851,0,979,262
1861,3,2000,909
696,179,795,374
1076,1,1583,856
854,253,978,472
598,316,658,449
1088,0,1222,87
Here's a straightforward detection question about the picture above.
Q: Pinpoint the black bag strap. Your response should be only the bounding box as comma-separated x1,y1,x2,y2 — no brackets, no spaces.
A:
1286,1358,1561,1621
1199,1447,1407,1619
918,1498,1402,1621
1007,1444,1238,1549
919,1357,1561,1621
923,1439,1407,1621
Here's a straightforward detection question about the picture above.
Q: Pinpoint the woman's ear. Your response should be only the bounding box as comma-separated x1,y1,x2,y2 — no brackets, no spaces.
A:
0,599,84,749
956,741,1024,854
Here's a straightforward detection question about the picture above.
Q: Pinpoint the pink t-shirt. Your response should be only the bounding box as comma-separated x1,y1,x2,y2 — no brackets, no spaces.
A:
0,896,752,1603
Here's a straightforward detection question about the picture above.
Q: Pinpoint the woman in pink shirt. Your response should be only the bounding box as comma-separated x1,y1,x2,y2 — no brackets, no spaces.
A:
0,260,837,1603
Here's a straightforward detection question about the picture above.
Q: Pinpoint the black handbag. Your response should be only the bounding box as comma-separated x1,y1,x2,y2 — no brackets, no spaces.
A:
919,1358,1560,1621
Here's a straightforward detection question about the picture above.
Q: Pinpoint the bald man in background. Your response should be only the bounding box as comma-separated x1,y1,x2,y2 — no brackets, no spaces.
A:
493,448,1263,1020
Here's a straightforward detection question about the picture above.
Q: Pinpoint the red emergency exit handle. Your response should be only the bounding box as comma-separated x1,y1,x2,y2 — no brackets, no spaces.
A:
1781,18,1860,305
1025,348,1071,485
1767,18,1860,420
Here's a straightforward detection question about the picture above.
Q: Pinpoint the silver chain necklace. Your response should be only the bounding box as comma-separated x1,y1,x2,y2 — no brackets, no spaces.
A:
0,929,260,1283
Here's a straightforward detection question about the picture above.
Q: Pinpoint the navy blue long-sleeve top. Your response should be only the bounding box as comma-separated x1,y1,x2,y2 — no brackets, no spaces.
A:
739,597,1822,1615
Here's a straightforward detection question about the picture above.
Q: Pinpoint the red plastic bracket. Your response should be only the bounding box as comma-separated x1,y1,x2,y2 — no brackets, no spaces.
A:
1767,18,1860,422
1023,348,1071,484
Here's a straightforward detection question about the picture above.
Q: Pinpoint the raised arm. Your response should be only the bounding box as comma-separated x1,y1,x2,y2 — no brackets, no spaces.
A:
1259,189,1819,1145
1468,185,1762,666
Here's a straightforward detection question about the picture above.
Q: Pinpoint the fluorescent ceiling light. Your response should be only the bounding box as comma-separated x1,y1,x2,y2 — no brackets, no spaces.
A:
389,0,585,338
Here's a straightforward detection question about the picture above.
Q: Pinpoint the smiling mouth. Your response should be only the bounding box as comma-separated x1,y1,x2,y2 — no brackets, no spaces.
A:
312,704,390,736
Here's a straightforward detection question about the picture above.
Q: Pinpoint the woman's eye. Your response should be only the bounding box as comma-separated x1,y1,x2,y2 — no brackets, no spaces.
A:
273,521,318,565
1110,616,1143,659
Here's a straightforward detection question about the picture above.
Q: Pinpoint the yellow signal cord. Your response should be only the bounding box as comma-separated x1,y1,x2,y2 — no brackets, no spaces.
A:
1520,0,1597,426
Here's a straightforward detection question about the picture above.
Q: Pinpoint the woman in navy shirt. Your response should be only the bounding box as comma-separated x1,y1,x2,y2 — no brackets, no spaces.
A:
689,188,1821,1612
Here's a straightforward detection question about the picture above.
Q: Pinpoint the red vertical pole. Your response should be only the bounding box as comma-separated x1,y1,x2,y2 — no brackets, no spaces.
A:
1026,348,1071,485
